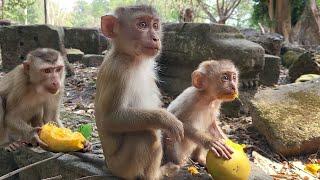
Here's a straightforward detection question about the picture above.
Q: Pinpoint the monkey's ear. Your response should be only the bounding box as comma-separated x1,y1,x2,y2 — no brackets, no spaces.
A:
22,61,30,73
101,15,119,38
192,71,207,90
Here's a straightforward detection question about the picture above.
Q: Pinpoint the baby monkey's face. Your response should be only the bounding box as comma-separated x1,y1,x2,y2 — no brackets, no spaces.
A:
206,69,239,102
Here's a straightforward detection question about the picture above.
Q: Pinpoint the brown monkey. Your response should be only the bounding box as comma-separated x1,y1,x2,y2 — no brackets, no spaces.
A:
183,8,194,22
95,5,184,179
164,60,238,166
0,48,65,151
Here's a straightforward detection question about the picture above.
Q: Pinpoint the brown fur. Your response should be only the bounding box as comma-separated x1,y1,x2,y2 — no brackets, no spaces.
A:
0,48,65,149
95,5,183,179
164,60,238,166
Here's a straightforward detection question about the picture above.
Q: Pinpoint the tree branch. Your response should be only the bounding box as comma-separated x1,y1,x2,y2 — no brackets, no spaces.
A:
197,0,217,23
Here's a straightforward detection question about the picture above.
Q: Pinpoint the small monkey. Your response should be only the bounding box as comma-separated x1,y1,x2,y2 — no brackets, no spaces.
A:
183,8,194,22
164,60,238,166
95,5,184,179
0,48,65,151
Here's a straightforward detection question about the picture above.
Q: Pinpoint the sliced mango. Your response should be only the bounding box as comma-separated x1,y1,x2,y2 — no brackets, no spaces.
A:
39,123,86,152
305,163,320,175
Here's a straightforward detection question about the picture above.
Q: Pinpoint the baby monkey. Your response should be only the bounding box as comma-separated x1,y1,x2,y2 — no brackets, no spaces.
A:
164,59,238,166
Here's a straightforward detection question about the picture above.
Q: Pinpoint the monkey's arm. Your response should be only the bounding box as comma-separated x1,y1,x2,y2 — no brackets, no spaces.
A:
99,108,177,132
209,117,227,139
184,124,213,148
5,111,35,139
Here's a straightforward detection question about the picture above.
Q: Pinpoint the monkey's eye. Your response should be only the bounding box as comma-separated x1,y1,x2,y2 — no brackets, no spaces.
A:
153,23,159,30
43,68,51,74
222,74,229,81
56,67,62,72
138,21,148,29
232,74,237,81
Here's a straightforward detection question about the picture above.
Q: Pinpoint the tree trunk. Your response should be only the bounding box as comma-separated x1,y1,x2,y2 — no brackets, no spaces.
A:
268,0,275,32
290,0,320,46
274,0,291,42
44,0,48,24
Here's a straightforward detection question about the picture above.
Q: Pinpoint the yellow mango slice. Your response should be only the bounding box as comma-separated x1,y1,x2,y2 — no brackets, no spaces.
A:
305,163,320,175
39,123,86,152
187,166,200,175
206,139,251,180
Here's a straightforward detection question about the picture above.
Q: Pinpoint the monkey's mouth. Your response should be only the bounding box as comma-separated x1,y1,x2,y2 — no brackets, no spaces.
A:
144,46,159,51
46,88,59,94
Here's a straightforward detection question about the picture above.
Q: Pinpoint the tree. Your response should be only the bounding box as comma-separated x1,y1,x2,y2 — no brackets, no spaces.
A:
2,0,36,24
291,0,320,45
195,0,242,24
252,0,320,45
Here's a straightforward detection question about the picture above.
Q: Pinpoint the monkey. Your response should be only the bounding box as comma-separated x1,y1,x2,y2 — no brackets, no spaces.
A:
163,60,238,166
0,48,65,151
183,8,194,22
95,5,184,180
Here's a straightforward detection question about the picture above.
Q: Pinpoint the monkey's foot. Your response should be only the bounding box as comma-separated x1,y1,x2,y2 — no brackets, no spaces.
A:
4,141,26,152
160,162,180,178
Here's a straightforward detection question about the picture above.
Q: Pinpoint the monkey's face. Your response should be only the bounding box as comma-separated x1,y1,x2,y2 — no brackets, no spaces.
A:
117,15,162,58
211,71,238,101
101,13,162,59
26,57,65,95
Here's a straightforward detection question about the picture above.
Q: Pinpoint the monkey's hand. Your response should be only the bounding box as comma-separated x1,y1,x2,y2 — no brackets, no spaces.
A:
29,127,48,148
81,141,92,152
204,138,233,160
161,111,184,142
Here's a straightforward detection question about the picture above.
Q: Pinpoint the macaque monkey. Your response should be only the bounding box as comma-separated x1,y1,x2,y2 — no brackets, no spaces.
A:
164,60,238,166
95,5,184,179
183,8,194,22
0,48,65,151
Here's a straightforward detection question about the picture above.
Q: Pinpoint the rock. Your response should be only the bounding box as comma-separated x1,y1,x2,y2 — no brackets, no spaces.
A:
289,52,320,82
281,43,306,55
0,19,11,26
251,79,320,156
66,48,84,63
259,54,281,86
0,148,114,180
64,27,100,54
99,33,111,53
158,23,265,97
241,28,284,56
282,50,302,68
81,54,104,67
0,25,65,70
295,74,320,83
249,162,272,180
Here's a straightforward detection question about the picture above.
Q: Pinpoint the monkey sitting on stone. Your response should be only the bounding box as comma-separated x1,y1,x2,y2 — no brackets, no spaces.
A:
0,48,90,152
164,59,239,166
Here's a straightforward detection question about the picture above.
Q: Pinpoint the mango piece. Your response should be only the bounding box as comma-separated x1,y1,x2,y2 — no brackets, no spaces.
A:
305,163,320,175
187,166,199,175
39,123,86,152
206,139,251,180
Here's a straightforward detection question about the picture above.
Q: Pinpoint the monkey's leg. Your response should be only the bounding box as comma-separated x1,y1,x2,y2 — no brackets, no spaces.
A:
0,97,9,145
107,131,162,180
191,146,207,166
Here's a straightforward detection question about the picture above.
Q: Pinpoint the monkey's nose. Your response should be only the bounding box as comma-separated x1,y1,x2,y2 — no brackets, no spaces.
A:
152,37,159,42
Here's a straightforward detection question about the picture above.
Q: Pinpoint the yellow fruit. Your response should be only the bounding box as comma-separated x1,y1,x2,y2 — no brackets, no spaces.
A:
187,166,200,175
39,123,86,152
206,139,251,180
305,163,320,175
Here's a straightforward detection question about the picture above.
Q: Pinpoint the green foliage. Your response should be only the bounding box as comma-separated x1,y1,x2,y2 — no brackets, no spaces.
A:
78,124,93,140
291,0,306,26
251,0,272,28
71,0,109,27
3,0,36,23
251,0,307,28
